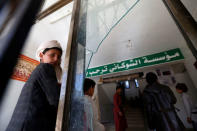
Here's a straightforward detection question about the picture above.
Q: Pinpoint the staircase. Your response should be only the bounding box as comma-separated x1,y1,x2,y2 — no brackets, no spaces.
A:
125,106,146,131
104,106,146,131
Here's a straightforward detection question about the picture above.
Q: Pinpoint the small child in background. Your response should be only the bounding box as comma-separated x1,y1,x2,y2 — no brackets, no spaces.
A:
176,83,197,131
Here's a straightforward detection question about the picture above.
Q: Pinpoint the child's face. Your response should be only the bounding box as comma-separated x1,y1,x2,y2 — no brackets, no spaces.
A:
89,87,95,97
176,89,183,94
40,49,61,66
117,88,122,94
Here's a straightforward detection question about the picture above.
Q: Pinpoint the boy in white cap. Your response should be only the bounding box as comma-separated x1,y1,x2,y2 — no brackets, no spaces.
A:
6,40,62,131
36,40,63,83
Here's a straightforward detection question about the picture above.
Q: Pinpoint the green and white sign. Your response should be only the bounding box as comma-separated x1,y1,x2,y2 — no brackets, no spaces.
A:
86,48,184,77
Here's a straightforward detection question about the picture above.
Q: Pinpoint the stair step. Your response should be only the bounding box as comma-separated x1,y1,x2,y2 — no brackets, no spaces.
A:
127,122,144,124
127,119,144,121
127,121,144,123
126,127,145,131
128,124,145,127
126,115,143,117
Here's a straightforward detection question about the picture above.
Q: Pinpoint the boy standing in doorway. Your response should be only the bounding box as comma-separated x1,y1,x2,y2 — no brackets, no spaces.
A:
113,84,128,131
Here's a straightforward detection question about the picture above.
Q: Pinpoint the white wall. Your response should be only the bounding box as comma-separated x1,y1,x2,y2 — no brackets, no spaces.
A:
181,49,197,89
88,0,197,88
97,83,116,123
23,6,72,61
89,0,186,67
0,80,24,131
180,0,197,22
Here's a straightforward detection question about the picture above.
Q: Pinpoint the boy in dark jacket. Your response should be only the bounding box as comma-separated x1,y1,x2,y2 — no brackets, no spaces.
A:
6,40,62,131
143,72,184,131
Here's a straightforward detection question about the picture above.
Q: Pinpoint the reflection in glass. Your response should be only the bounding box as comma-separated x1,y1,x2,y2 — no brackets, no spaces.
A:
85,0,140,69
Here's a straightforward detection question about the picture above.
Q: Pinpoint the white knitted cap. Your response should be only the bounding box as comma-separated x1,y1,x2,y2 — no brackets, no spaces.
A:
35,40,62,60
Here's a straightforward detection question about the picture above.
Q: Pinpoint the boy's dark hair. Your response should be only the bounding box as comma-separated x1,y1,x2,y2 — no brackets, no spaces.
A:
176,83,188,92
43,47,62,55
146,72,158,85
83,78,96,93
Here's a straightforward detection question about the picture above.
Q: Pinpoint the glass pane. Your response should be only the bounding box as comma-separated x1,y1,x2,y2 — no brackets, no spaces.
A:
66,0,89,130
83,0,197,130
85,0,140,69
69,44,86,130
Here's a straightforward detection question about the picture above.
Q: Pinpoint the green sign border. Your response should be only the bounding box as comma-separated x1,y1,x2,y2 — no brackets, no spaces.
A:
86,48,184,77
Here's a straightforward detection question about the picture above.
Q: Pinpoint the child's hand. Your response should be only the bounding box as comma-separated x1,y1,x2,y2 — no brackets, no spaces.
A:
187,117,192,123
118,112,123,116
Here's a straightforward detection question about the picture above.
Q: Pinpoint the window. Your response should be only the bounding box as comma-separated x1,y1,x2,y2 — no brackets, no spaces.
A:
134,79,139,88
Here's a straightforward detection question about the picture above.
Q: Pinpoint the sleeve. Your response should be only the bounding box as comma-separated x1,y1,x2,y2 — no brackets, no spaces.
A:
142,91,156,129
113,94,121,112
182,94,192,117
142,91,150,105
92,99,105,131
37,63,60,106
165,86,177,104
92,99,99,121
